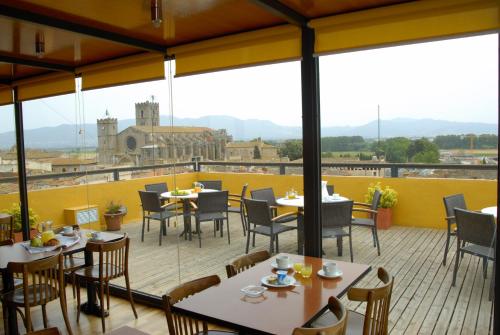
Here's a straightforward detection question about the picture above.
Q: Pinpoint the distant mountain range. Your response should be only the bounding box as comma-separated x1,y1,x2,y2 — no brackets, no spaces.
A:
0,116,496,149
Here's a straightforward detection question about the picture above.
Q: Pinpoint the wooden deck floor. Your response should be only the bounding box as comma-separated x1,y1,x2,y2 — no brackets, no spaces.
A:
116,213,494,335
1,214,493,334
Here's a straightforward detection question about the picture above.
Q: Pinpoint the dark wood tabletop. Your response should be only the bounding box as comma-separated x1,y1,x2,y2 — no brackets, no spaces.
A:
173,253,371,335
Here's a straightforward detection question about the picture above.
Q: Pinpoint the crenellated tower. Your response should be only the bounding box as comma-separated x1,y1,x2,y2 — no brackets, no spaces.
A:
135,101,159,127
97,113,118,164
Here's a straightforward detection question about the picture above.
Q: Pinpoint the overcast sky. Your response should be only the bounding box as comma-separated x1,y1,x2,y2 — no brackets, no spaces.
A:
0,33,497,134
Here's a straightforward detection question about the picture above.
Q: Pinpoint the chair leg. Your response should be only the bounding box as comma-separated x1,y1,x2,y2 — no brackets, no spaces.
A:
213,220,217,237
452,240,460,286
60,288,73,335
269,235,275,254
106,282,110,311
275,234,279,253
246,229,251,253
159,220,163,246
125,272,138,319
147,217,150,232
443,231,451,266
371,227,376,247
336,237,343,256
162,220,167,236
349,234,354,263
76,278,81,323
461,240,466,259
220,219,224,238
240,211,246,236
141,216,146,242
42,304,48,328
252,224,256,247
373,227,381,256
99,282,106,333
483,257,488,279
197,219,202,248
226,218,230,244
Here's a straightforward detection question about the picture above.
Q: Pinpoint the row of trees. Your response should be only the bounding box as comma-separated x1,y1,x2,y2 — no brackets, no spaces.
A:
433,134,497,149
373,138,440,163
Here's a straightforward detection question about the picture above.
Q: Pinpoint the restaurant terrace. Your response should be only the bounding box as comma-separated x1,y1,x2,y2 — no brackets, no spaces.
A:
0,1,498,335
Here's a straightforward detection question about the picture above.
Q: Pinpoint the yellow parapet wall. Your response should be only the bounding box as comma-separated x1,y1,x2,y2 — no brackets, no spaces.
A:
0,171,496,230
198,172,497,229
0,173,197,229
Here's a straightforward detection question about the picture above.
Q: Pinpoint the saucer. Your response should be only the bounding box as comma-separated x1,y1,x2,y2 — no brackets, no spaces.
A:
317,269,343,279
261,275,296,288
271,261,293,270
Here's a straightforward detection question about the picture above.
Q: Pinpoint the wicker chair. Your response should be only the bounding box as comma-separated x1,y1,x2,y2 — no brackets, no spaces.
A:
162,275,236,335
228,183,248,236
352,190,382,256
322,201,354,262
225,250,271,278
198,180,222,190
138,190,178,246
442,194,467,266
192,191,230,247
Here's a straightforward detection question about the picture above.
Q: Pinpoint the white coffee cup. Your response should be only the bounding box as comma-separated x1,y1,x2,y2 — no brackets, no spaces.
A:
323,262,337,276
91,231,102,240
276,255,290,269
63,226,73,234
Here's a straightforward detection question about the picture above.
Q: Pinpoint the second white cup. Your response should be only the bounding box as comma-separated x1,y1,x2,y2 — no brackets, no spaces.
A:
276,255,290,269
323,262,337,276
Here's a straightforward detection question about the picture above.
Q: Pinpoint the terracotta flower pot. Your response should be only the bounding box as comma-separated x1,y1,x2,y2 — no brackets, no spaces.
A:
377,208,393,230
13,228,39,242
104,212,124,231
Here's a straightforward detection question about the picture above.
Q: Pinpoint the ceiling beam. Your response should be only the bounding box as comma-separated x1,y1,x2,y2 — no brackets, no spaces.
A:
0,78,12,86
251,0,308,27
0,53,74,72
0,4,166,53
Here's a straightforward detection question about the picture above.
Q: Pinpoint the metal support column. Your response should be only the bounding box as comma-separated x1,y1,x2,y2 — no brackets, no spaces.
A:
494,32,499,335
301,26,322,257
14,87,30,241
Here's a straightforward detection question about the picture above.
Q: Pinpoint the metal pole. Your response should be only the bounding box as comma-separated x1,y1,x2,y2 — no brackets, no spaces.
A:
377,104,380,145
494,32,499,335
301,26,322,257
13,87,30,241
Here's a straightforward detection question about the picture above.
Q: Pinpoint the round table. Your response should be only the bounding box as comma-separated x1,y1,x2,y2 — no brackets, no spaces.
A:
276,194,350,254
161,189,218,240
481,206,497,217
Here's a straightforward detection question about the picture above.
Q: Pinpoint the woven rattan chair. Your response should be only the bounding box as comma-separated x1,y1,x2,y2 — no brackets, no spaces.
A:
452,208,496,286
293,296,347,335
138,190,178,246
4,252,72,334
322,201,354,262
198,180,222,190
352,190,382,256
225,250,271,278
145,182,179,230
162,275,236,335
0,213,13,243
228,183,248,236
244,198,297,254
74,235,137,333
442,194,467,266
191,191,229,247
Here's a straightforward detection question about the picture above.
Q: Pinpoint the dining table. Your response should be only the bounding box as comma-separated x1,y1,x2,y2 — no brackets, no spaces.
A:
276,195,350,255
161,188,217,241
173,253,371,335
0,229,123,335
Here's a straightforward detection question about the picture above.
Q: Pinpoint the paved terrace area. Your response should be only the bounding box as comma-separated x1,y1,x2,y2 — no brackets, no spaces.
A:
1,213,494,334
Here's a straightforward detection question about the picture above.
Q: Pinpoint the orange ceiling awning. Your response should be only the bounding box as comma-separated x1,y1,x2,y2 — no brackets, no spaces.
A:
311,0,500,55
0,86,13,106
77,53,166,91
171,25,301,77
13,72,75,101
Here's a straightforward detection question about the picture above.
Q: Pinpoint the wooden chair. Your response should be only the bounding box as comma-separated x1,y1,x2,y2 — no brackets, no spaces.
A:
162,275,236,335
225,250,271,278
228,183,248,236
351,190,382,256
27,327,61,335
74,235,137,333
346,267,393,335
0,213,13,243
293,296,347,335
4,252,72,334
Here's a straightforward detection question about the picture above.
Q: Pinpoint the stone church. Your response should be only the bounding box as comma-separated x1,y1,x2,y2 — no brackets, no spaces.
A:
97,101,231,165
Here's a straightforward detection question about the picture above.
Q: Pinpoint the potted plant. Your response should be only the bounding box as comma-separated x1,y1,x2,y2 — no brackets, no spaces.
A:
4,203,39,242
104,201,126,231
365,182,398,229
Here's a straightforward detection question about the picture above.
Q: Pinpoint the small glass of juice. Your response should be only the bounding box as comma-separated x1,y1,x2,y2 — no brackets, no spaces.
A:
293,262,303,274
301,264,313,278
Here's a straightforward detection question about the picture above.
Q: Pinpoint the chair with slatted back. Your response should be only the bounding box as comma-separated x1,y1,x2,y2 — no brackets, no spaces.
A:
293,296,347,335
228,184,248,236
0,213,13,243
225,250,271,278
4,252,72,334
74,235,137,333
162,275,236,335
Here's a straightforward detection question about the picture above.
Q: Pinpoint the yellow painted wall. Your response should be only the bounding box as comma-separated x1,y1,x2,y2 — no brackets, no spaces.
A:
198,172,497,229
0,172,496,230
0,173,196,229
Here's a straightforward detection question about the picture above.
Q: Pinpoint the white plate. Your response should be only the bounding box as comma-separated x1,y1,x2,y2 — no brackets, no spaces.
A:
241,285,267,297
261,275,296,288
317,269,343,279
271,262,293,270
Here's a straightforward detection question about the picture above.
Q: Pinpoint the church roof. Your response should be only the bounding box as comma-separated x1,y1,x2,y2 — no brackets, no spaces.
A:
132,126,212,134
226,141,275,148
